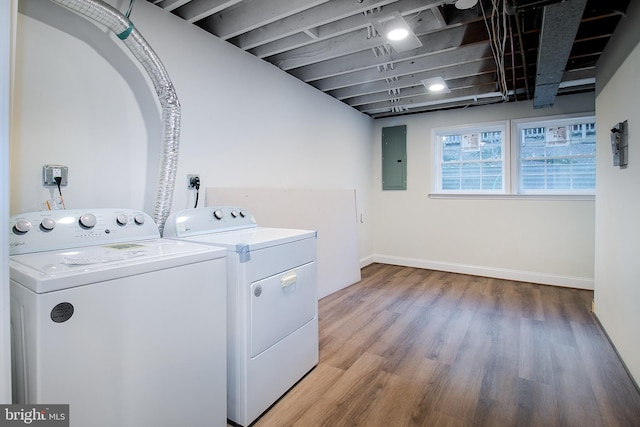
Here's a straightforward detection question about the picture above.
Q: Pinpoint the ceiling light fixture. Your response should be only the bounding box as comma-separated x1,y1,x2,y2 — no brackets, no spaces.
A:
372,14,423,53
383,16,411,41
455,0,479,10
421,77,451,94
387,28,409,41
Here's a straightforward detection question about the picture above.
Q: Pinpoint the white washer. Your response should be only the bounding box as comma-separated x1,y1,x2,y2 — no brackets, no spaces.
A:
9,208,227,427
164,207,318,426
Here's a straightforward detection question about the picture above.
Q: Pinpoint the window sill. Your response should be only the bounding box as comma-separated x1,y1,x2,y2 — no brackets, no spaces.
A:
428,193,595,201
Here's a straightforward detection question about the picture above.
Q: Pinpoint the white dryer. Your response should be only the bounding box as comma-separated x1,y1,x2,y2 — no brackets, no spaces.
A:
9,209,228,427
164,207,318,426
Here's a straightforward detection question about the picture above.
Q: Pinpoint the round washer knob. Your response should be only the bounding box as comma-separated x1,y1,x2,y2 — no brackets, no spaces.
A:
231,210,239,218
116,214,128,226
239,210,248,218
40,218,56,231
79,213,97,229
213,209,224,220
134,214,145,225
13,219,32,234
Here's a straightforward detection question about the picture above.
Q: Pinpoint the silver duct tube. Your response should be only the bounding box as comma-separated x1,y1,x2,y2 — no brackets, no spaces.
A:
50,0,180,234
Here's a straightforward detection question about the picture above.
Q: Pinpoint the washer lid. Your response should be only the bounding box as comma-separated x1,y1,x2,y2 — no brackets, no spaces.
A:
174,227,316,252
9,239,226,294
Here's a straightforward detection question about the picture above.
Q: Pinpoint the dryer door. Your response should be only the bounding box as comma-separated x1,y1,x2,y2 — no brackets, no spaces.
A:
250,261,317,357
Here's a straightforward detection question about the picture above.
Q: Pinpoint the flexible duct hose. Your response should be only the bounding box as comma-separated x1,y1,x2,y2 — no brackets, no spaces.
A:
50,0,180,234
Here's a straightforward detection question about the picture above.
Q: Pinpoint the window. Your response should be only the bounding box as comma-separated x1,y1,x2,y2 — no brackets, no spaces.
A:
431,115,596,197
433,122,507,194
516,116,596,194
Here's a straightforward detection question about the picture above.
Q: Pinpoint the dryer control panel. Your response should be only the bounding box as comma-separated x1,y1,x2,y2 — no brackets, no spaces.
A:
163,206,257,237
9,209,160,255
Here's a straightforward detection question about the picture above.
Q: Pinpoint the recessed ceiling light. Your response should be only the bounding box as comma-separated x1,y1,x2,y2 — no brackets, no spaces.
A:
421,77,451,94
387,28,409,41
373,15,423,52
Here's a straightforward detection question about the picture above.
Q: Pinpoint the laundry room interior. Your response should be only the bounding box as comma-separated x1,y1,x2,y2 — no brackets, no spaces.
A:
2,0,640,425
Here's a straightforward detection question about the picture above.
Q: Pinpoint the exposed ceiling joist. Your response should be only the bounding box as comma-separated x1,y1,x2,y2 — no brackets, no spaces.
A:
288,20,487,81
231,0,406,51
173,0,242,22
146,0,630,118
311,42,493,92
329,58,497,100
255,1,446,62
196,0,329,39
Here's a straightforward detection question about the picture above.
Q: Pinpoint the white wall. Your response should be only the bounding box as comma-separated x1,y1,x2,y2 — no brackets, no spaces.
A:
372,92,596,288
594,0,640,385
1,0,18,405
11,0,374,259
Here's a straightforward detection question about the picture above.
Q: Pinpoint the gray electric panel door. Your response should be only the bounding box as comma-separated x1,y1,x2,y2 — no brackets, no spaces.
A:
382,125,407,190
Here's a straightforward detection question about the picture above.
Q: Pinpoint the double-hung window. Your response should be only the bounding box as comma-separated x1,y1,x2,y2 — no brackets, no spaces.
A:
515,116,596,194
432,115,596,196
433,121,507,194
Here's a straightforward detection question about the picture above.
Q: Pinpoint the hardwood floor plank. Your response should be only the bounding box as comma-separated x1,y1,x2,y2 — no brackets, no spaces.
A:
431,311,492,421
290,352,389,426
253,364,344,427
405,360,455,424
318,334,365,371
357,373,425,427
549,342,605,426
253,264,640,427
570,320,640,425
515,282,546,321
423,302,475,366
516,377,560,426
518,317,555,385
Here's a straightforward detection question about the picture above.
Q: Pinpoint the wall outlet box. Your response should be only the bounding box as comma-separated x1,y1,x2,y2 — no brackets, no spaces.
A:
43,164,68,187
187,174,200,189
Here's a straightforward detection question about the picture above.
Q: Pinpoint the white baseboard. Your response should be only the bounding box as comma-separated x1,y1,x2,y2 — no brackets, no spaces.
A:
359,255,375,269
370,254,594,290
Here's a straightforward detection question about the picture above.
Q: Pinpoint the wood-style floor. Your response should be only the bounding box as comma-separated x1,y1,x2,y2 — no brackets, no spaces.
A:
254,263,640,427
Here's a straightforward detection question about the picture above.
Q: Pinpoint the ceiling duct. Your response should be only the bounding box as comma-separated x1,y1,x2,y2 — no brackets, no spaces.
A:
533,0,588,108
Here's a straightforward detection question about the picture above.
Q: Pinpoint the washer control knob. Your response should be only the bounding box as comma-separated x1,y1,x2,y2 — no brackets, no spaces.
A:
231,210,239,218
40,218,56,231
116,214,128,226
134,214,145,225
79,213,97,229
13,220,32,234
213,209,224,220
239,210,248,218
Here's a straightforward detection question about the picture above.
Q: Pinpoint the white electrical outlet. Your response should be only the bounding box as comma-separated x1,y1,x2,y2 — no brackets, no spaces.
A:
43,164,69,187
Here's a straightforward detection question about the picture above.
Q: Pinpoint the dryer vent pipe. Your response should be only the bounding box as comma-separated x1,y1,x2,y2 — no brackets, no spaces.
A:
50,0,180,234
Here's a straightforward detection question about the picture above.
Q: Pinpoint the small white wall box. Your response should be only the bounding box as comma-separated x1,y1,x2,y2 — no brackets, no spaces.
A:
43,164,69,186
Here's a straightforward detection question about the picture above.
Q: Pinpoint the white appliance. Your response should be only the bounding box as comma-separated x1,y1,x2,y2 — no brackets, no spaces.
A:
163,206,318,426
9,208,227,427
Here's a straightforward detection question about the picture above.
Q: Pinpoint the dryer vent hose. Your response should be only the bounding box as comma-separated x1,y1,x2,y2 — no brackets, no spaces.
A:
50,0,180,234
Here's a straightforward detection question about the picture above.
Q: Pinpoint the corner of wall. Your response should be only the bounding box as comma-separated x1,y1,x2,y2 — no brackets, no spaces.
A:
595,1,640,95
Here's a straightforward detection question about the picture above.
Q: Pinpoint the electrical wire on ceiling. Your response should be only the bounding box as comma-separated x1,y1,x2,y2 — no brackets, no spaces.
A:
479,0,510,101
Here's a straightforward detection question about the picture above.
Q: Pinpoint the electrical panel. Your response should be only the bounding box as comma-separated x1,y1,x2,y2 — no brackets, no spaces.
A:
382,125,407,190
